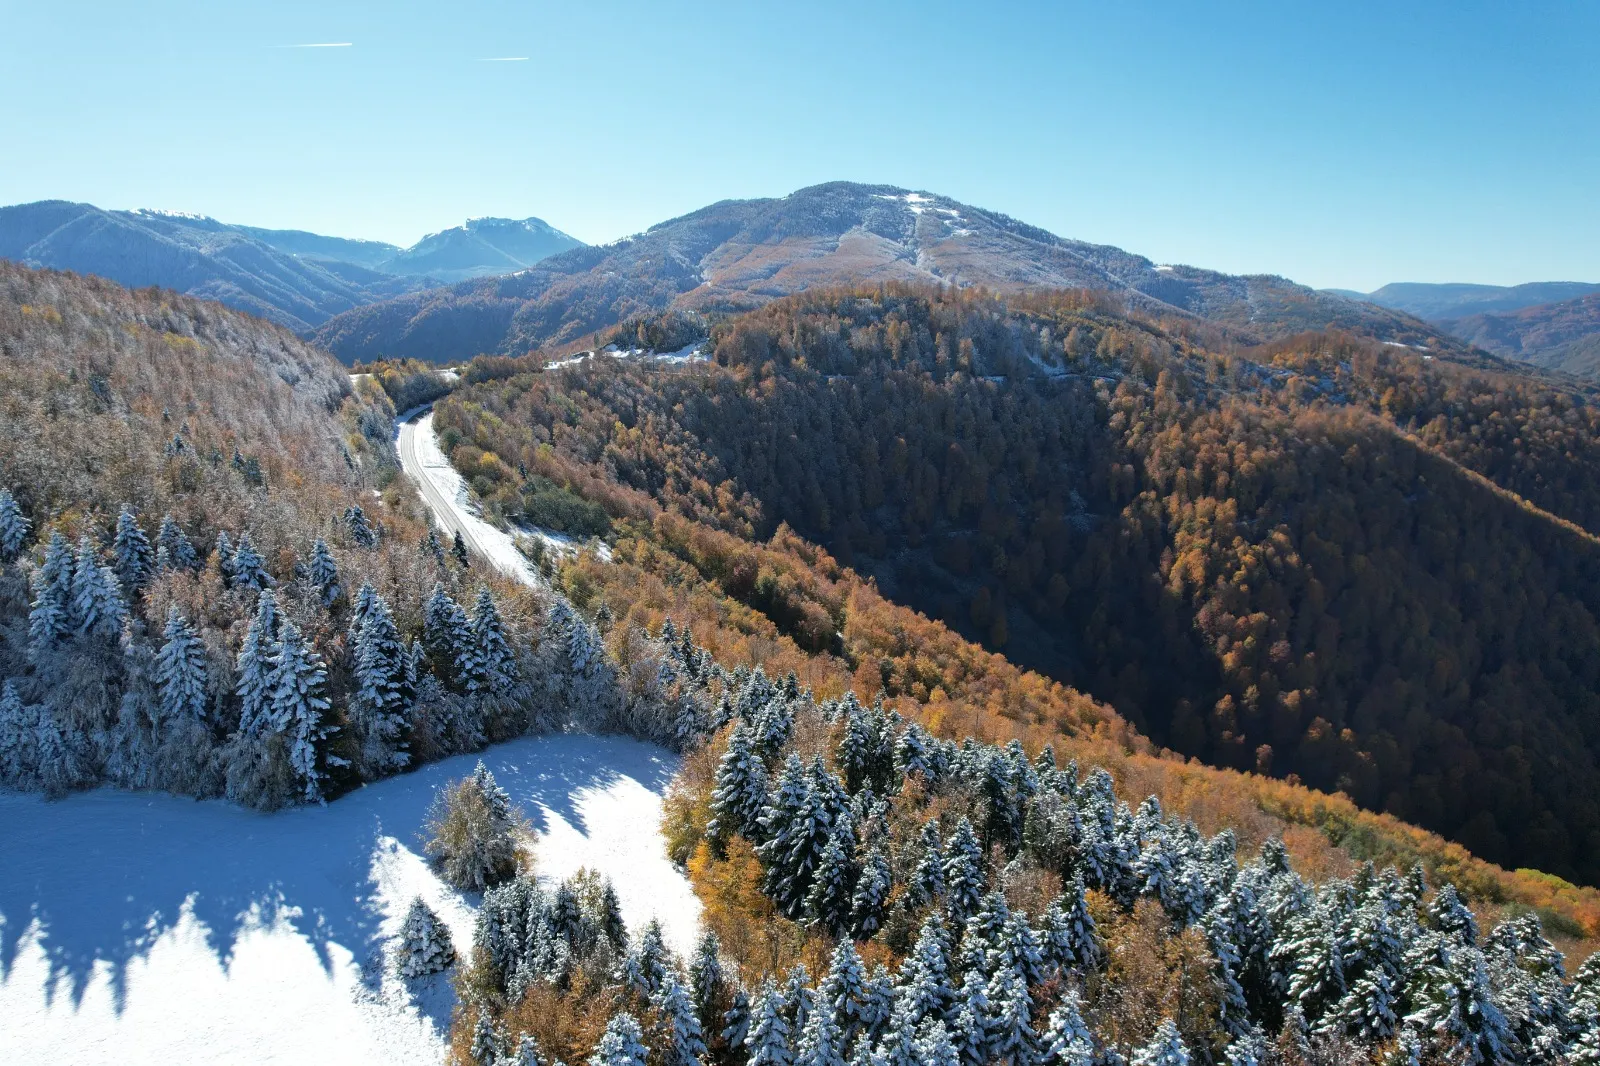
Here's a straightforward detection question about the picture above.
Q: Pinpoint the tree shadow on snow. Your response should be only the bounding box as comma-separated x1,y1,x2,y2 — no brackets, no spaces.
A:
0,731,678,1013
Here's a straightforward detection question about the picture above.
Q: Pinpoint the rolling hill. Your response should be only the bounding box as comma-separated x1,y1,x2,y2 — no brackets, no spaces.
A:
312,181,1440,363
1440,291,1600,378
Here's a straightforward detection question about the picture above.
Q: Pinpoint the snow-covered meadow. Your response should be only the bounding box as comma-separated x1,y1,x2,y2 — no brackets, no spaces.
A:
0,734,700,1065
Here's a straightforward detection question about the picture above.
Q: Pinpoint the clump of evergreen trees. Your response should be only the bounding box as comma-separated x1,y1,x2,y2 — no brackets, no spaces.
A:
497,685,1600,1066
0,495,716,810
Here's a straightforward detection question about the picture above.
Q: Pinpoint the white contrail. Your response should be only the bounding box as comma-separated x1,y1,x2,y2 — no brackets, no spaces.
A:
279,43,353,48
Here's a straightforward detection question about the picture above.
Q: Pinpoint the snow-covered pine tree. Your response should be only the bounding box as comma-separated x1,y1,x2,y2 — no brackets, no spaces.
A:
951,969,994,1066
942,819,987,922
0,489,30,562
747,980,794,1066
1038,990,1094,1066
756,753,833,920
655,971,709,1066
985,965,1037,1066
112,505,155,593
34,701,85,796
351,590,411,776
0,680,39,786
214,530,237,585
1221,1025,1268,1066
424,583,474,689
805,822,857,935
307,538,342,608
796,1000,847,1066
468,585,519,697
722,986,753,1055
236,591,281,735
472,1012,505,1066
268,621,342,802
28,532,76,653
452,529,470,567
837,706,879,794
154,605,208,725
509,1035,545,1066
709,719,769,846
156,514,198,571
819,939,868,1043
598,877,628,949
1404,935,1514,1066
850,845,891,938
1131,1020,1189,1066
908,818,945,906
1426,884,1479,945
231,533,273,590
623,918,672,999
894,722,934,784
423,529,447,566
395,896,456,977
344,504,378,549
71,536,127,641
1039,875,1102,976
898,913,956,1027
859,964,896,1049
688,930,727,1031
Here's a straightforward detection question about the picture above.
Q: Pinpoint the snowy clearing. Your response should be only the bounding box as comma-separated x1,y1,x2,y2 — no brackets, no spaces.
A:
0,733,698,1066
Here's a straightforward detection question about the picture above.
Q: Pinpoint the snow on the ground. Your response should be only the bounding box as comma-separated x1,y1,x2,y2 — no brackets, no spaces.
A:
0,734,698,1066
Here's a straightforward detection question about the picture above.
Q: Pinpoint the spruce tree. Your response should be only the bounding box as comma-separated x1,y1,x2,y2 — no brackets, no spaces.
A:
898,914,956,1026
689,930,727,1032
908,818,945,906
986,965,1037,1066
236,591,280,735
468,586,519,697
819,940,868,1043
509,1036,545,1066
747,980,794,1066
269,621,341,802
1221,1026,1268,1066
28,532,76,653
796,1002,847,1066
472,1012,505,1066
344,504,378,549
215,530,236,585
942,819,987,923
655,972,709,1066
352,591,411,775
1132,1020,1189,1066
859,965,896,1049
453,529,470,567
154,604,209,724
1039,875,1102,976
0,680,38,786
805,823,857,936
709,719,769,845
71,536,127,641
1039,990,1094,1066
307,538,342,608
0,489,30,562
951,969,994,1066
112,505,154,593
424,583,474,689
850,845,891,938
231,533,273,590
837,707,879,794
396,896,456,977
915,1018,960,1066
157,514,198,571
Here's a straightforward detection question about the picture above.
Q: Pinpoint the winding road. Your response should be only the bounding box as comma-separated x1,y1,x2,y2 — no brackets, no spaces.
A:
396,408,540,587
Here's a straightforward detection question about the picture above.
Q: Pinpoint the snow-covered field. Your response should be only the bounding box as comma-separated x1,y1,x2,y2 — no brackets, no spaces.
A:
0,734,699,1066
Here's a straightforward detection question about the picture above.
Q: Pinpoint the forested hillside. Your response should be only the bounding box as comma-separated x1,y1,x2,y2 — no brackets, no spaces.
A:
434,285,1600,885
0,262,693,810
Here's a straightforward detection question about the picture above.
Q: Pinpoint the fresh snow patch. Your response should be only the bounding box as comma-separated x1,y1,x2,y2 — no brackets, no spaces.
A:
0,734,697,1066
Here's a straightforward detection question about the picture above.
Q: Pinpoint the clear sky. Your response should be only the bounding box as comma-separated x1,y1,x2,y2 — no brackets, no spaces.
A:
2,0,1596,291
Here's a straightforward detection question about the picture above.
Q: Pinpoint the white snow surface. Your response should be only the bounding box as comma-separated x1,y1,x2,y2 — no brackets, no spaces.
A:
0,734,698,1066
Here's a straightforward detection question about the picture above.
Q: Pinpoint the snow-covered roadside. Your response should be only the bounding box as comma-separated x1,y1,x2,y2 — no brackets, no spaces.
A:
397,409,540,586
0,734,700,1066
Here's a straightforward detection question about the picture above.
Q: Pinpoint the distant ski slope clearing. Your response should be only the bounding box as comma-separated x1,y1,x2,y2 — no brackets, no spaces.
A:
0,734,699,1066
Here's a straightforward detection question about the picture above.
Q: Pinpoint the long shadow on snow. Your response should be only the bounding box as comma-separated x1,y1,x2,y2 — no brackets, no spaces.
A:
0,732,677,1011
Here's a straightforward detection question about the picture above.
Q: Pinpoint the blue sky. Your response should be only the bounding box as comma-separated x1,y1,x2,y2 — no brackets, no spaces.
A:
2,0,1596,291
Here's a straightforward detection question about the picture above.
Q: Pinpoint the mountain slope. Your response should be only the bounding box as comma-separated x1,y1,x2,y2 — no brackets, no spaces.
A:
380,217,583,283
436,285,1600,885
1441,291,1600,378
313,182,1437,363
1361,280,1600,321
0,201,439,333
